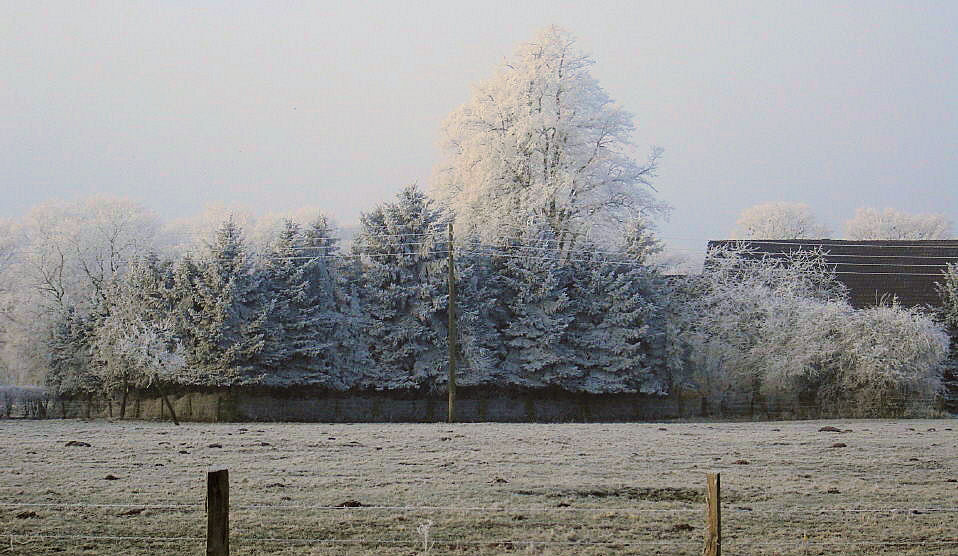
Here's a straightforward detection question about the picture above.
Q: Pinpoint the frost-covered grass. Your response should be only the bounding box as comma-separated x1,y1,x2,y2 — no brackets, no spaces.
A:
2,419,958,555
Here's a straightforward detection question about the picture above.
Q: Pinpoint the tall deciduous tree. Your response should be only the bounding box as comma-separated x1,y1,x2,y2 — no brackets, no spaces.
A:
731,202,830,239
5,197,160,387
18,196,161,312
844,207,953,240
431,26,663,252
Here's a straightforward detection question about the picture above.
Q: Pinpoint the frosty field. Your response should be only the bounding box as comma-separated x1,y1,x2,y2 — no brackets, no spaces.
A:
2,419,957,555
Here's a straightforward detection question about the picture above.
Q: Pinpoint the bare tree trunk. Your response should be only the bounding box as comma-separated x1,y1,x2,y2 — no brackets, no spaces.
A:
119,384,128,420
157,385,180,426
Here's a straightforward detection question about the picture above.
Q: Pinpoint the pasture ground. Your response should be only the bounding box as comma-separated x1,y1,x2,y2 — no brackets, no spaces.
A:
2,419,957,555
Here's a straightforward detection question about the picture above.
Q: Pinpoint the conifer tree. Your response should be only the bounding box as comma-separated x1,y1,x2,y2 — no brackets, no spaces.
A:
353,186,447,390
495,223,575,388
171,217,266,385
257,217,363,389
45,306,100,399
564,244,661,393
301,216,369,388
455,238,509,386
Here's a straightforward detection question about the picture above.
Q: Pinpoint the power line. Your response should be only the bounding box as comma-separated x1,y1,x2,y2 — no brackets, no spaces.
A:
162,228,445,241
709,239,958,250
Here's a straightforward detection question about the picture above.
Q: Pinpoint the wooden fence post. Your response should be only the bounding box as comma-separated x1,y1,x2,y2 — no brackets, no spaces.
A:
703,473,721,556
207,469,229,556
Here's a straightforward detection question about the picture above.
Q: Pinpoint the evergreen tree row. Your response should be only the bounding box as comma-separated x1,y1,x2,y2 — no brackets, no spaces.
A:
45,186,667,400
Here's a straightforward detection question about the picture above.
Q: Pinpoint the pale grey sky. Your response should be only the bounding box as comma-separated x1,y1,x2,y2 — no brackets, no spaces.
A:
2,1,956,256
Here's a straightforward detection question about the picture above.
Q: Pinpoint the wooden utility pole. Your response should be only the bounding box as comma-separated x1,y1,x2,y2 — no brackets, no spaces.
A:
703,473,721,556
207,469,230,556
447,222,458,424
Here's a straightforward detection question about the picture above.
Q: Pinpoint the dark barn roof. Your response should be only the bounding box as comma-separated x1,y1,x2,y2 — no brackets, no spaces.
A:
707,239,958,309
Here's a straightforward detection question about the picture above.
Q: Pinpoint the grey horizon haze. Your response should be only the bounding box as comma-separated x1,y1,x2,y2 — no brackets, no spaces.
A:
2,1,956,255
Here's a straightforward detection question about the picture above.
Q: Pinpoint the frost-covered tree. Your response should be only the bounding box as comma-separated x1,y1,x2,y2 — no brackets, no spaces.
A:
562,242,662,393
302,216,371,386
495,224,575,389
3,197,160,388
622,216,664,265
17,196,161,311
432,26,663,251
940,264,958,331
669,245,947,416
170,218,266,385
731,202,830,239
0,219,14,290
257,220,316,376
455,239,510,387
45,307,100,401
844,207,953,240
91,254,186,417
670,247,844,411
0,220,20,384
165,202,333,255
937,263,958,409
257,217,364,388
825,303,947,412
471,220,663,393
353,186,448,390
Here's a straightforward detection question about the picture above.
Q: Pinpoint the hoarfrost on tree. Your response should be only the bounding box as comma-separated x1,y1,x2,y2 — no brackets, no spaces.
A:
170,218,267,385
666,245,947,415
844,207,953,240
431,25,664,252
731,202,830,240
353,185,448,390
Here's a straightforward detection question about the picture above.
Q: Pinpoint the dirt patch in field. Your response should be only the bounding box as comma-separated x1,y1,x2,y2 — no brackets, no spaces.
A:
515,486,703,502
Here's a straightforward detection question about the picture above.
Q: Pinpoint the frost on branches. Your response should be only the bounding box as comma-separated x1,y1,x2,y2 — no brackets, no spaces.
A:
454,218,664,393
256,216,366,389
89,255,186,415
431,26,664,252
844,207,953,240
353,186,449,390
668,246,948,416
937,264,958,409
170,218,267,385
730,202,830,239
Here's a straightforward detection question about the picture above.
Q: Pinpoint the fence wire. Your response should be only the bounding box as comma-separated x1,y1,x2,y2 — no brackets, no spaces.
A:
5,500,958,514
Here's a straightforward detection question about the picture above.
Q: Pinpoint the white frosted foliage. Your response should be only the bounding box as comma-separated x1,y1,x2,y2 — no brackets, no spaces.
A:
731,202,830,240
432,26,663,250
844,207,953,240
